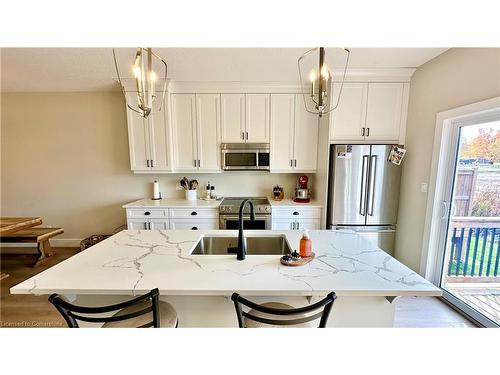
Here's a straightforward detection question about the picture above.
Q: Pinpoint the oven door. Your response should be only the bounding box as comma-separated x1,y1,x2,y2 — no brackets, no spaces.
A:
220,215,271,230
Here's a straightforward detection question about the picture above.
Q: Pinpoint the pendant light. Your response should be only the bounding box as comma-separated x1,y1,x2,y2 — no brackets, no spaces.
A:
297,47,350,117
113,48,168,118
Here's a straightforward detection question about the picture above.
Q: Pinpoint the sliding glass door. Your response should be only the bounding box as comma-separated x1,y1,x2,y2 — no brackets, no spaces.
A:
439,120,500,326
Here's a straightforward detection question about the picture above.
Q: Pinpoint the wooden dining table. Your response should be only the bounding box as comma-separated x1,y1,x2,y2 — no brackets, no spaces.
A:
0,217,43,235
0,217,43,280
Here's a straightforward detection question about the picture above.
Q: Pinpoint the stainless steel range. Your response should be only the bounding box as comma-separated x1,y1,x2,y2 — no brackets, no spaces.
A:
219,197,272,230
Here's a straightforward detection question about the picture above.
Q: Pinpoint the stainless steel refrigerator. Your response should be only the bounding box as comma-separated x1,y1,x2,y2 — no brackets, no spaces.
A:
327,144,402,255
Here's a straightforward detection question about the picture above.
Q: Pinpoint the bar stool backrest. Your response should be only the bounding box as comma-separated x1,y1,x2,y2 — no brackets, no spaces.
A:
49,288,161,328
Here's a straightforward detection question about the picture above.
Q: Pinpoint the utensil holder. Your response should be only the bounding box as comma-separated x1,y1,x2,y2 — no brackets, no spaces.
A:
185,190,197,200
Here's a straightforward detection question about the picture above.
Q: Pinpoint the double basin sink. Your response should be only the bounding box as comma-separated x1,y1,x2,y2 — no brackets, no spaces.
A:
190,235,292,255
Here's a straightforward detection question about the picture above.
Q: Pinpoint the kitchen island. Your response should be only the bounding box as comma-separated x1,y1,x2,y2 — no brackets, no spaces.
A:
11,229,441,327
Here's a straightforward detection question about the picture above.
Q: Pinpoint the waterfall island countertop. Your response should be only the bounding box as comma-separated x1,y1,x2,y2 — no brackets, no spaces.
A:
11,229,441,297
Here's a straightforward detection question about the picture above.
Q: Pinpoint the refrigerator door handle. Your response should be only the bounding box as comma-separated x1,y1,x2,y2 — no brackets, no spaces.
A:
359,155,369,216
367,155,377,216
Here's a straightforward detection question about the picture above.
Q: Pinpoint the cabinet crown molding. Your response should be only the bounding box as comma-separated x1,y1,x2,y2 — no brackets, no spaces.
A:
167,69,415,93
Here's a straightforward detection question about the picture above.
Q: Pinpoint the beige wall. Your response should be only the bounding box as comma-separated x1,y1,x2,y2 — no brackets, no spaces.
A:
395,48,500,272
0,92,308,243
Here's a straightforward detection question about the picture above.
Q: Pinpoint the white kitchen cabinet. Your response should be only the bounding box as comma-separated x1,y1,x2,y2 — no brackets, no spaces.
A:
170,219,219,230
293,94,318,171
126,206,218,230
171,93,221,172
271,206,322,230
365,83,404,142
329,82,409,144
221,93,270,143
149,220,170,230
330,83,368,141
126,93,172,173
127,218,169,230
221,94,245,142
270,94,318,172
270,94,295,171
245,94,270,142
171,94,198,171
271,219,321,230
196,94,221,172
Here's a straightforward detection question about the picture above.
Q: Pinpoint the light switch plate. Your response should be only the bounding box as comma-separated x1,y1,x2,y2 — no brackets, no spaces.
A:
420,182,428,193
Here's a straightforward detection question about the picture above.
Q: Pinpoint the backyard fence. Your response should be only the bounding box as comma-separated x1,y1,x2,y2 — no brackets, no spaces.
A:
446,217,500,280
454,168,478,216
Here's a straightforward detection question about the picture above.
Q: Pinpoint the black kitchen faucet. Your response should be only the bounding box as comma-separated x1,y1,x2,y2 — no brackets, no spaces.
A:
228,199,256,260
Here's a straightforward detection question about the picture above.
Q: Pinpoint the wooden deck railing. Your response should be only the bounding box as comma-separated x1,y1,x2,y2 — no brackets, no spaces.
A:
446,217,500,280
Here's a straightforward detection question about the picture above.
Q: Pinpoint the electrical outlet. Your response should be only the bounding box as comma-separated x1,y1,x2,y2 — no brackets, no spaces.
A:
420,182,428,193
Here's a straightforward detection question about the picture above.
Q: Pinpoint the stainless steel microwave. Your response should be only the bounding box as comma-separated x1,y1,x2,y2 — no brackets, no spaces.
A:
221,143,270,171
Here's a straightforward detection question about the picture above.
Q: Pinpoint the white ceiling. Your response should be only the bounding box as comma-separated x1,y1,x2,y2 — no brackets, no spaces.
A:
0,48,448,92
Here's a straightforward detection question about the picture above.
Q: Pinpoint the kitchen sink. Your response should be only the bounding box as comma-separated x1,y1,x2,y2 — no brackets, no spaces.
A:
190,235,292,255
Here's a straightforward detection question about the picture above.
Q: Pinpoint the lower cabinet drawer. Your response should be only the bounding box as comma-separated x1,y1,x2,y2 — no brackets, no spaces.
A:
272,207,321,219
170,219,219,230
170,208,219,219
127,209,168,219
272,219,321,230
127,219,169,230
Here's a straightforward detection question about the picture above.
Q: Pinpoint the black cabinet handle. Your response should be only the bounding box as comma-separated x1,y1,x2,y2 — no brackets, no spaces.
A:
191,227,198,230
144,211,151,216
146,159,150,167
191,211,198,216
361,127,365,136
366,127,370,137
293,211,299,216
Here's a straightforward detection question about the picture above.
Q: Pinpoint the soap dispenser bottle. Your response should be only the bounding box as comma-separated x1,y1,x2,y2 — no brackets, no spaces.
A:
299,230,312,258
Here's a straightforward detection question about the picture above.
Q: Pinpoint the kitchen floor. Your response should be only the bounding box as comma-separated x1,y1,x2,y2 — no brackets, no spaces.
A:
0,247,476,328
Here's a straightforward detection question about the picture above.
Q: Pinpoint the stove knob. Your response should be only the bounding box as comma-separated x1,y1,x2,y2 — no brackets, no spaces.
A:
265,207,271,213
220,207,226,212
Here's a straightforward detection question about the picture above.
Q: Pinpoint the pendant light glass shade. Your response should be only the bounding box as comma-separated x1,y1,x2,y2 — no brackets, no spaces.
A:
297,47,350,117
113,48,168,118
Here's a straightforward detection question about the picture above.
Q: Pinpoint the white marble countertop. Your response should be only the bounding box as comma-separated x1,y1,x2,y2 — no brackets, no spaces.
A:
269,199,323,207
123,197,322,209
11,230,441,298
122,198,222,209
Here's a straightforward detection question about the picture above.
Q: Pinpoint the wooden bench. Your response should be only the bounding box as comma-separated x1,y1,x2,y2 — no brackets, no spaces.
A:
1,227,64,267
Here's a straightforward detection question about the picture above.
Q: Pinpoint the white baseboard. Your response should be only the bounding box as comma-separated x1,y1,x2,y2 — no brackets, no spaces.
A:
1,238,82,253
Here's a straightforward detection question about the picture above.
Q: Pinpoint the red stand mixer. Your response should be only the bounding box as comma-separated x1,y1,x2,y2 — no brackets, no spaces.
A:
293,175,310,203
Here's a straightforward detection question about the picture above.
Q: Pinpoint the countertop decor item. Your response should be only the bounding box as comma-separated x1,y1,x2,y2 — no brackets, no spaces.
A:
112,48,168,118
179,177,198,200
152,180,161,200
272,185,284,201
297,47,350,117
293,175,310,203
280,252,316,267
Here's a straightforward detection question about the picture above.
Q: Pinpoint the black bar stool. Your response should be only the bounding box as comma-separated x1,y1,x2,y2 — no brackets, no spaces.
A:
231,292,336,328
49,288,178,328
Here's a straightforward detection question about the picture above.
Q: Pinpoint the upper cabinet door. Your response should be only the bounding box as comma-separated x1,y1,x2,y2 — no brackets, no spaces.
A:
171,94,198,171
126,93,151,172
270,94,295,172
330,83,368,142
196,94,221,172
245,94,270,143
294,94,318,171
221,94,245,143
364,83,404,142
148,96,172,172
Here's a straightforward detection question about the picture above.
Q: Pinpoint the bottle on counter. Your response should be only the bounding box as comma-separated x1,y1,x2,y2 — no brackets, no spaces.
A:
299,230,312,258
210,185,215,199
206,181,211,199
